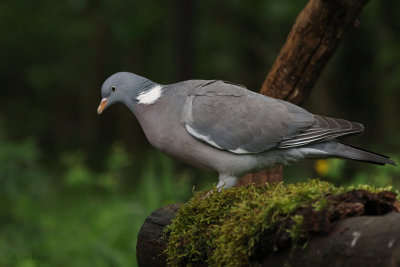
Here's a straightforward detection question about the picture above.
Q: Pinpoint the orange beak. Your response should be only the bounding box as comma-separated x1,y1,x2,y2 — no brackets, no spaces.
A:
97,98,108,115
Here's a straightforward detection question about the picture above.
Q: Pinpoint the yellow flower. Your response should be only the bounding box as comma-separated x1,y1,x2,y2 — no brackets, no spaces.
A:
315,159,329,176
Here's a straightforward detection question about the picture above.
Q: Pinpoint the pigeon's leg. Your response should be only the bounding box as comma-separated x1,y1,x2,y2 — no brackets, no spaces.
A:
201,175,239,199
216,175,239,192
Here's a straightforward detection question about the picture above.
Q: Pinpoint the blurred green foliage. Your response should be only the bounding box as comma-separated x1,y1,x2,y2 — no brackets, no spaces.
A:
320,158,400,188
1,0,400,266
0,132,200,266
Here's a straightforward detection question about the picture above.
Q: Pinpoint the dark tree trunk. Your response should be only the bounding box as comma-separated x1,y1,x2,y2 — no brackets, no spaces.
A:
239,0,370,186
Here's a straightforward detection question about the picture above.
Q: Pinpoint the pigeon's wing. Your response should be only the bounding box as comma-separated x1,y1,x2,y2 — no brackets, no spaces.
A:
182,80,365,154
278,115,364,148
182,80,316,153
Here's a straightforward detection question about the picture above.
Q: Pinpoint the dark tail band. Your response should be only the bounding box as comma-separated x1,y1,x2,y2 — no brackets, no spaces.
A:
308,141,396,166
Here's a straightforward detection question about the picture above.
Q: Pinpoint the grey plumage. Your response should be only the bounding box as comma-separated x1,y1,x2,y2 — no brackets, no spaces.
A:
184,80,315,153
98,72,396,190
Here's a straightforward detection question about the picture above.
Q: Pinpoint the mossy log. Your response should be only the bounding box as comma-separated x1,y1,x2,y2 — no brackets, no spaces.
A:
137,189,400,266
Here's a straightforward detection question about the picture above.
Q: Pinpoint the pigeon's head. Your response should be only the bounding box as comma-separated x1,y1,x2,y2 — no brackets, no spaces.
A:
97,72,157,114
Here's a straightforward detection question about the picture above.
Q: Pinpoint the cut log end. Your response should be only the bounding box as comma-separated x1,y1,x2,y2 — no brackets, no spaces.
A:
136,203,182,267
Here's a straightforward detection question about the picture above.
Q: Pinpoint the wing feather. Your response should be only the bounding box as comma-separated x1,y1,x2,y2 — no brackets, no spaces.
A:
278,115,364,148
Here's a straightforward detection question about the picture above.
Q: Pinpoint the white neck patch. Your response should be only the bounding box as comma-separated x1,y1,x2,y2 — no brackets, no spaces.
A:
137,85,163,105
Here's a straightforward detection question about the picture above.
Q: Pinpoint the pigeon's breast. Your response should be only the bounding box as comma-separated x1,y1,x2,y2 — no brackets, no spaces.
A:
134,95,217,171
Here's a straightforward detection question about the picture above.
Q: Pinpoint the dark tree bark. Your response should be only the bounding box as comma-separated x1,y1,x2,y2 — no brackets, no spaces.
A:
136,204,182,267
261,0,369,104
262,212,400,267
236,166,283,187
239,0,370,186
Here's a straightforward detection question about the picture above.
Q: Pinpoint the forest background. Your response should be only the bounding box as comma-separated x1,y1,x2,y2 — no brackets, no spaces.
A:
1,1,399,266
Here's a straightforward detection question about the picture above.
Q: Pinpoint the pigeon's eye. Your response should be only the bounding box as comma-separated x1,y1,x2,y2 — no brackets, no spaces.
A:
111,86,117,92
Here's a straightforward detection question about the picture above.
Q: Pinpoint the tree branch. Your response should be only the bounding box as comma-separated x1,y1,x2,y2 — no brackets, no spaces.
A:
261,0,369,104
240,0,370,185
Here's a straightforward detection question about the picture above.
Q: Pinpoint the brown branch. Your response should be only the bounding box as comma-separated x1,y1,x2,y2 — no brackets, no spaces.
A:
261,0,369,103
239,0,370,186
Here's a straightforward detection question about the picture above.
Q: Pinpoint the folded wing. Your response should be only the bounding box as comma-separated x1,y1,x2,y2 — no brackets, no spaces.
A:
183,80,363,154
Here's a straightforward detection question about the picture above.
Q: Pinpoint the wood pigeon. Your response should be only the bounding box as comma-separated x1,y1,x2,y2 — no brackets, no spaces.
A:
97,72,395,190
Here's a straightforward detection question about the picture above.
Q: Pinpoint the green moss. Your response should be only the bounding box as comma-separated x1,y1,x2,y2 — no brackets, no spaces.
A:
164,179,394,266
287,214,304,243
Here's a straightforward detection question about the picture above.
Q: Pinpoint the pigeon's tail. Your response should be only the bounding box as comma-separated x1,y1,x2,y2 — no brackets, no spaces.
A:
307,141,396,166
